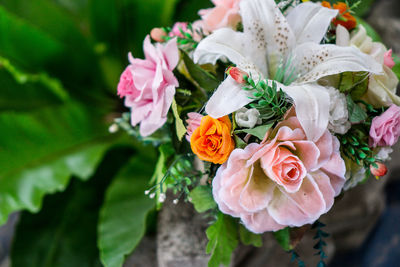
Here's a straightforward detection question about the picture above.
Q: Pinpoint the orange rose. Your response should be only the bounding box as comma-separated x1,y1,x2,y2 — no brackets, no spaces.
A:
322,1,356,30
190,115,235,164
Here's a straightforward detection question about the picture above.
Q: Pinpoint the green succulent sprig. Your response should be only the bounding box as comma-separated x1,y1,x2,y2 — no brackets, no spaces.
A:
242,76,292,124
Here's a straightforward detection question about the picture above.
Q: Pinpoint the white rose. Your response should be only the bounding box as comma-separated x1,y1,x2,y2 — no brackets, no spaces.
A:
235,107,261,128
344,159,367,190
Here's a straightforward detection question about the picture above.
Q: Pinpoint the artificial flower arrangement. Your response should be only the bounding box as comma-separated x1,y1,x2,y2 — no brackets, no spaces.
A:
114,0,400,266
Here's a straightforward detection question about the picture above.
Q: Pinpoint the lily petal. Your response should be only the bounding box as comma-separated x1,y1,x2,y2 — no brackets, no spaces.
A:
205,76,253,118
281,83,330,142
240,0,295,76
286,2,338,45
292,43,383,84
193,28,246,66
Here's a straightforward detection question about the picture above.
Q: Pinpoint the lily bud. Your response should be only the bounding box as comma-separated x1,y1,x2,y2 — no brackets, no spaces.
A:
150,28,167,42
370,162,388,178
226,67,248,84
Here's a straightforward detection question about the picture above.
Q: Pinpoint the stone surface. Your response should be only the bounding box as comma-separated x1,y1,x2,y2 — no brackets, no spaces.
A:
156,194,210,267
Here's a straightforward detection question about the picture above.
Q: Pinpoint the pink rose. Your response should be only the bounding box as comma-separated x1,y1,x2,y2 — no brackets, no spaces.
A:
199,0,241,32
212,110,346,233
117,36,179,137
384,49,395,69
185,112,203,142
369,104,400,147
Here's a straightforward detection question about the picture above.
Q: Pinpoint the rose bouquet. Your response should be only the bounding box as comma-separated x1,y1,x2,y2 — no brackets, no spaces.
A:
114,0,400,265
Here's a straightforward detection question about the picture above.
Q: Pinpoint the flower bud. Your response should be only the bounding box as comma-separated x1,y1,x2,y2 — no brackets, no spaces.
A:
226,67,247,84
150,28,167,42
370,162,388,178
384,49,395,69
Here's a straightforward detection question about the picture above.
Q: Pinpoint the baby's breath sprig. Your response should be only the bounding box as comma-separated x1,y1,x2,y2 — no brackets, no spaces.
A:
242,76,292,124
112,112,170,145
145,155,203,204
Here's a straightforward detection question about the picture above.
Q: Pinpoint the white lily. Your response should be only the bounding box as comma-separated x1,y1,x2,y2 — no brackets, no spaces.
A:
194,0,382,141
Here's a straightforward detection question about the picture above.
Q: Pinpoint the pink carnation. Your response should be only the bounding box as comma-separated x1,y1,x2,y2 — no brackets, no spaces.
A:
169,22,189,38
369,104,400,147
199,0,241,32
212,110,346,233
117,36,179,137
185,112,203,142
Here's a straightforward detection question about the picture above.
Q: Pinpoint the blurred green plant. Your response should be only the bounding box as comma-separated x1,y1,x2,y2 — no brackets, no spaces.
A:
0,0,383,266
0,0,211,266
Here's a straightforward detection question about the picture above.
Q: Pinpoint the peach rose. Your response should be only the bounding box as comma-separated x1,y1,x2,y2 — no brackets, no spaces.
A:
199,0,241,32
190,115,235,164
212,110,346,233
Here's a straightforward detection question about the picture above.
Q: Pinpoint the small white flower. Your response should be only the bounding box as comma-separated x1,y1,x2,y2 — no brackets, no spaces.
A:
375,147,393,161
149,193,156,199
144,190,150,195
326,87,351,135
173,199,179,205
235,107,262,128
344,162,366,190
158,193,166,203
108,123,119,133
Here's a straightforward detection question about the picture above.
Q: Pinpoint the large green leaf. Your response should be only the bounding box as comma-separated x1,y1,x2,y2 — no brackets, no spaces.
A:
182,51,220,92
0,56,69,111
0,102,115,225
0,1,102,99
98,155,156,267
206,213,238,267
174,0,212,22
0,6,63,70
10,147,136,267
90,0,180,59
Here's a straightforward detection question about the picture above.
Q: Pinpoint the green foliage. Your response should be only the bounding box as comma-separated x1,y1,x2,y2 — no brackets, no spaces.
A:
235,124,273,140
290,250,306,267
206,212,239,267
346,95,368,123
273,227,291,251
181,50,220,92
312,221,330,267
190,185,217,213
10,147,136,267
338,72,369,100
163,23,201,52
171,99,187,141
239,225,263,247
98,156,157,267
163,156,203,202
337,124,377,169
